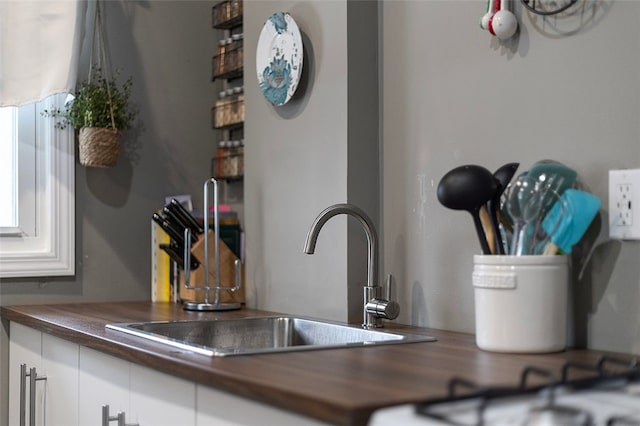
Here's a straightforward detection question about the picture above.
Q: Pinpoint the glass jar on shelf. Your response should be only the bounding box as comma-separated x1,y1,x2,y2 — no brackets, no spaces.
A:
212,87,244,129
211,0,243,29
214,139,244,179
212,38,227,81
226,34,243,76
228,139,244,178
212,34,243,80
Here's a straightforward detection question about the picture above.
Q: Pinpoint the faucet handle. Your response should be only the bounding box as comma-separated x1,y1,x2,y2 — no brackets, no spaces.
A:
365,298,400,320
365,274,400,321
385,274,394,301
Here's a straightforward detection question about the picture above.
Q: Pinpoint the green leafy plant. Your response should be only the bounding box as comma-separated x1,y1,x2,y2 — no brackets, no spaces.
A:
43,68,137,131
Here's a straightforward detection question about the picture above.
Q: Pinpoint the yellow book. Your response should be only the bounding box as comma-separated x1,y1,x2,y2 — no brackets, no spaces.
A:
151,220,171,302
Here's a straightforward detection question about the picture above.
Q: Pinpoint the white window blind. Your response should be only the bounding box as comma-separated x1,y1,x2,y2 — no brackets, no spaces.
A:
0,1,87,107
0,1,84,277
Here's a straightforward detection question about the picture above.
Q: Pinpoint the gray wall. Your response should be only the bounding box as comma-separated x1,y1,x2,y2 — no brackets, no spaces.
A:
0,1,217,304
0,3,219,423
244,0,380,323
381,0,640,355
245,1,350,321
245,1,640,355
3,4,640,419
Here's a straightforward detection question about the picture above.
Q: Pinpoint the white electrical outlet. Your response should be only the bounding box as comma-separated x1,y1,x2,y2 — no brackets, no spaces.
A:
609,169,640,239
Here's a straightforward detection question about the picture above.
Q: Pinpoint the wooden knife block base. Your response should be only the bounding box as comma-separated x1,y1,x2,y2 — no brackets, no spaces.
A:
179,231,245,304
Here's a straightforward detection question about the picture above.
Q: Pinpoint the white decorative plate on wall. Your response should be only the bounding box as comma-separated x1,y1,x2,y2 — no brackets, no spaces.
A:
256,12,303,106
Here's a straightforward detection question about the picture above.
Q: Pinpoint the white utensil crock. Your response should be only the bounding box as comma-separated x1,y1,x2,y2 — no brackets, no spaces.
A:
472,254,569,353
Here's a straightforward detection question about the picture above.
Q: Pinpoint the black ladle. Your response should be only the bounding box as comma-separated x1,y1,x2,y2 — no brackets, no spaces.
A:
437,165,499,255
488,163,519,254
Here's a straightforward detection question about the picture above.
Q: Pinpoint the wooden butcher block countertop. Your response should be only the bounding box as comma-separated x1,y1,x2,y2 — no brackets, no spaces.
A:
1,302,633,425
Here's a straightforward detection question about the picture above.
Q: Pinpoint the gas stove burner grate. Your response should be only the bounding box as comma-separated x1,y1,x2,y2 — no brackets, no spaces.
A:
608,414,640,426
415,355,640,426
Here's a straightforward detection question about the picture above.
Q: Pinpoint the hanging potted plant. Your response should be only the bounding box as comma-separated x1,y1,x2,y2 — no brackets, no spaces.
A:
43,0,136,168
43,69,136,167
70,68,136,167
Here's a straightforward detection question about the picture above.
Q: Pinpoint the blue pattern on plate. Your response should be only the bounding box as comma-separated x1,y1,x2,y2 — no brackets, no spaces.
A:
257,11,302,106
259,54,292,106
269,12,288,34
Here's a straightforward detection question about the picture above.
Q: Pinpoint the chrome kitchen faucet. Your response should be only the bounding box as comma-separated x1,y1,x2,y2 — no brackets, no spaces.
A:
303,203,400,328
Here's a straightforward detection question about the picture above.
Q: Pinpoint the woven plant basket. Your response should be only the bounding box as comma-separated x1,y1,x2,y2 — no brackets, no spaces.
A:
78,127,121,168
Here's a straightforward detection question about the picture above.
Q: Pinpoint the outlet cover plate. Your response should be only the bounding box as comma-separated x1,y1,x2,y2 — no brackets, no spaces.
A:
609,168,640,240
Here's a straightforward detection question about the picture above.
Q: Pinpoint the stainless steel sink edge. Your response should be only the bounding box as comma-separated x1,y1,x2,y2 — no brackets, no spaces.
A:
106,321,218,356
105,315,436,357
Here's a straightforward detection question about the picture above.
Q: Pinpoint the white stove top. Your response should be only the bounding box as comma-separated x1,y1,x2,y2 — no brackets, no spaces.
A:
370,358,640,425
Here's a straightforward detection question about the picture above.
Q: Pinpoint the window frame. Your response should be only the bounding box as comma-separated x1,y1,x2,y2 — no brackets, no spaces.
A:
0,95,75,278
0,107,19,231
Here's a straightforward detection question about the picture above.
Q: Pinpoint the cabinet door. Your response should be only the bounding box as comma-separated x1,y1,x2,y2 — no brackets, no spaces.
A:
9,324,80,426
196,385,328,426
78,346,130,425
41,333,79,426
8,323,43,426
129,363,196,426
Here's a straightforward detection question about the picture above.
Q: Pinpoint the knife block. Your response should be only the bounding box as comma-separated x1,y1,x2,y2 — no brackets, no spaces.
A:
179,230,245,304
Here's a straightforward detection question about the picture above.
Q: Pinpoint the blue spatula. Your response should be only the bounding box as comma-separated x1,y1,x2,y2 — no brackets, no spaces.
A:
542,189,601,255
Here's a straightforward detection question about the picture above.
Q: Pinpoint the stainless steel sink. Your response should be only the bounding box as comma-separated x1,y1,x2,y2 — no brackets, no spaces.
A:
106,316,436,356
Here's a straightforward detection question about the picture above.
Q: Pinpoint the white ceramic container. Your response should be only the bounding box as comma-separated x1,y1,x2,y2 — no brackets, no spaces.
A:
472,254,569,353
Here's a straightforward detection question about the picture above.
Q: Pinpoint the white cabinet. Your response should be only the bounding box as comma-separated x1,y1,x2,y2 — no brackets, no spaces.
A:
78,346,197,426
130,363,196,426
8,322,328,426
8,323,42,426
42,333,80,426
78,346,131,425
8,322,79,426
196,385,328,426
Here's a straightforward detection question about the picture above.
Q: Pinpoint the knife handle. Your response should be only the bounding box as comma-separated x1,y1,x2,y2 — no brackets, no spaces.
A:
168,199,204,235
162,207,199,244
152,213,185,245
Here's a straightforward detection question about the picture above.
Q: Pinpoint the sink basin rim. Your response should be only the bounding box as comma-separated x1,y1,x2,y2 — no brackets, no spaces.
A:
105,315,436,357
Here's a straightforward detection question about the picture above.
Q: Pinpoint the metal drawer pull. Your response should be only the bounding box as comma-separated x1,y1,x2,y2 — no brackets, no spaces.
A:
102,405,139,426
19,364,47,426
